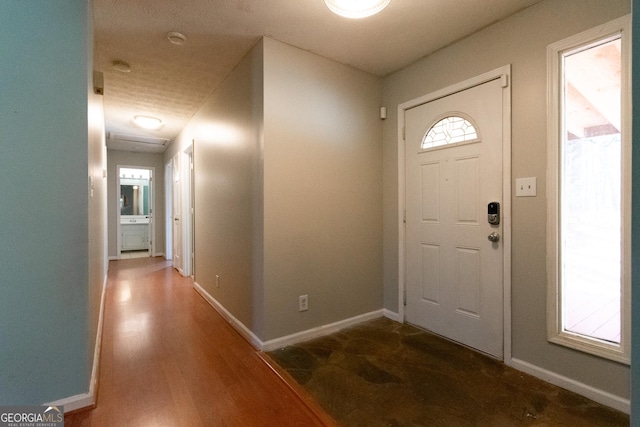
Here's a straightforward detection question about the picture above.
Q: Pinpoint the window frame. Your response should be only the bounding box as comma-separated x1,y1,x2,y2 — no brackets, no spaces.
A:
546,15,631,364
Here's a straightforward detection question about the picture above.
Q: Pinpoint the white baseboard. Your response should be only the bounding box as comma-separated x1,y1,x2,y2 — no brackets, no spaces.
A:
509,357,630,414
193,282,263,349
193,282,386,352
261,309,385,352
108,256,118,261
383,309,402,322
46,273,108,412
46,392,94,413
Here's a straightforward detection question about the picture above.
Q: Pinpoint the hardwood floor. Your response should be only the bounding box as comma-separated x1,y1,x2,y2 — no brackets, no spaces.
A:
65,257,336,427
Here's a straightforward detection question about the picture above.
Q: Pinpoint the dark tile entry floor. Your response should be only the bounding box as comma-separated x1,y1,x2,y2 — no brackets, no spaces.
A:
268,317,628,426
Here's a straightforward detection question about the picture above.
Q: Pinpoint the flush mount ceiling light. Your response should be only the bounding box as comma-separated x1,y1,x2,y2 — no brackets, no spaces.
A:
133,115,163,130
112,60,131,73
324,0,390,18
167,31,187,45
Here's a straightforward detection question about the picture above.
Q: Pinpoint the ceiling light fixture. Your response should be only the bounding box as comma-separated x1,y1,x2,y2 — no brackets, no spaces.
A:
133,115,163,130
167,31,187,45
324,0,390,19
112,60,131,73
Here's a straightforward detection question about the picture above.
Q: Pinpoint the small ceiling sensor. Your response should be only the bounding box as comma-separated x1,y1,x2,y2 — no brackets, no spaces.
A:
112,60,131,73
167,31,187,45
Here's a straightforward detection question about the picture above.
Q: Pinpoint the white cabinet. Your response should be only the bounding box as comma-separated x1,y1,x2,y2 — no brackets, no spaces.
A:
121,216,149,251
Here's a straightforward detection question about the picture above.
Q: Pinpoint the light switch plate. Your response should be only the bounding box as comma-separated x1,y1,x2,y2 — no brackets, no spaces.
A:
516,177,537,197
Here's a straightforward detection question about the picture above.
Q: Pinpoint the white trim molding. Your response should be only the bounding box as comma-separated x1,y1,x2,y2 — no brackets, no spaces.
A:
546,14,631,364
383,309,402,322
193,282,263,349
262,310,386,352
510,358,630,414
46,273,108,412
46,392,94,414
193,281,391,352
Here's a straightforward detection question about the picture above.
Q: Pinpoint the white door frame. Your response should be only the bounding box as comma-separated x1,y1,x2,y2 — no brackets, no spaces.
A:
165,160,173,261
397,65,512,362
182,143,194,277
172,152,182,273
116,165,155,259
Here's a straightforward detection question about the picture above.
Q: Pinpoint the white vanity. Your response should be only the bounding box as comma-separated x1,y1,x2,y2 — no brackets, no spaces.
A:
120,216,149,251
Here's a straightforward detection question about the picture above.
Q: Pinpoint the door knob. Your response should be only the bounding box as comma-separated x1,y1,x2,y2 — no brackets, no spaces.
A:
487,232,500,242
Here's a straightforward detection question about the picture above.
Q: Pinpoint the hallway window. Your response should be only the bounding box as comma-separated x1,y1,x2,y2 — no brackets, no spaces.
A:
547,16,630,363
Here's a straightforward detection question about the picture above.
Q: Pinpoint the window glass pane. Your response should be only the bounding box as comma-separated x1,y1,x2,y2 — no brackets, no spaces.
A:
422,116,477,149
561,38,621,344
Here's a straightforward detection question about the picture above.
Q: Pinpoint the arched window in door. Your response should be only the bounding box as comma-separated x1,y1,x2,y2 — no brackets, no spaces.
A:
422,114,479,149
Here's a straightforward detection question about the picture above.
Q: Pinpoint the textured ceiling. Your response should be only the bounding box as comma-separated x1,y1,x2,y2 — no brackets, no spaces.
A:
93,0,542,153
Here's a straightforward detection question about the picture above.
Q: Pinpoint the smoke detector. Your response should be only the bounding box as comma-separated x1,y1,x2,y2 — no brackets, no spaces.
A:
167,32,187,45
112,60,131,73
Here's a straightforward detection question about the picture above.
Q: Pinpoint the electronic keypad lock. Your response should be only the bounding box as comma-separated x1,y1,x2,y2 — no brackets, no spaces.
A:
488,202,500,225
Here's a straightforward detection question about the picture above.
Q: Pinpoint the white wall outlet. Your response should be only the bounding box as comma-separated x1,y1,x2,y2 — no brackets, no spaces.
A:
216,275,220,288
299,295,308,312
515,177,537,197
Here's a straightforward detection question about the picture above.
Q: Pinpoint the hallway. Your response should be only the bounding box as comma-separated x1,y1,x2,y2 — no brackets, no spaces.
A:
64,258,334,426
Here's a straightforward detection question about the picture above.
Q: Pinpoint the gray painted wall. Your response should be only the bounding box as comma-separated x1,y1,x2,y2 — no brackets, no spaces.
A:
165,37,383,342
262,38,383,340
106,149,166,259
166,39,264,334
0,0,106,404
382,0,630,399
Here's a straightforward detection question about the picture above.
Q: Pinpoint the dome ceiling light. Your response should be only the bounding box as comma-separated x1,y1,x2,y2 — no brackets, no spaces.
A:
133,115,163,130
324,0,391,19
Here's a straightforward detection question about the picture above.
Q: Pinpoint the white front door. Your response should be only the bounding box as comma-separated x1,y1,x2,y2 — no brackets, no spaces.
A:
405,78,505,358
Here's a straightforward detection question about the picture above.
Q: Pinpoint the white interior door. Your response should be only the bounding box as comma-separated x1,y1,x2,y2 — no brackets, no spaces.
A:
172,153,183,273
405,78,504,358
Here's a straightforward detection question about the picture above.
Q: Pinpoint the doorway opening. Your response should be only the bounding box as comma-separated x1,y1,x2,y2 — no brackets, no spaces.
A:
167,144,194,277
117,166,154,260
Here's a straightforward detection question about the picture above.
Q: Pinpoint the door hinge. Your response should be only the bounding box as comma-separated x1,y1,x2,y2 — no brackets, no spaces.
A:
402,126,406,140
403,209,406,223
403,289,407,306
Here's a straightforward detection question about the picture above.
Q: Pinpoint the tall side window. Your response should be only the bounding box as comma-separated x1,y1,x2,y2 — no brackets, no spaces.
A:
547,16,631,363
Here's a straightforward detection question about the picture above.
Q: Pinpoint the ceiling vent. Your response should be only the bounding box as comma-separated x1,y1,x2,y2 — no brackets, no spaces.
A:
108,132,169,147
